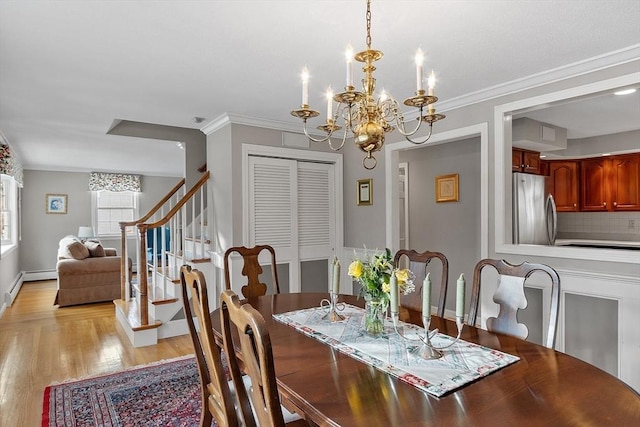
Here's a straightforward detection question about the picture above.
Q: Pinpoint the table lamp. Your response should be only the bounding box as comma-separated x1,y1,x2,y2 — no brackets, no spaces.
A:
77,226,95,241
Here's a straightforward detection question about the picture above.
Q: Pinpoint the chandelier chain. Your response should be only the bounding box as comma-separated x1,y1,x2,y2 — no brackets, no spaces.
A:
365,0,372,49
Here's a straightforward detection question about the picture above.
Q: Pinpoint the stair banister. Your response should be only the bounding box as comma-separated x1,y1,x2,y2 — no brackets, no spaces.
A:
133,171,210,327
118,178,186,300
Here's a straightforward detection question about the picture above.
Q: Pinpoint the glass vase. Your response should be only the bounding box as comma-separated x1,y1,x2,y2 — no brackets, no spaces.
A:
362,294,388,336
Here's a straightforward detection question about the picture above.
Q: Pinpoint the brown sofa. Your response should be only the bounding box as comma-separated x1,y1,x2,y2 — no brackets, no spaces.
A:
55,235,132,307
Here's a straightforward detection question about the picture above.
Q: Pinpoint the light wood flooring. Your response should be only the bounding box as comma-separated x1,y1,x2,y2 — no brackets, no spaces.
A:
0,280,195,427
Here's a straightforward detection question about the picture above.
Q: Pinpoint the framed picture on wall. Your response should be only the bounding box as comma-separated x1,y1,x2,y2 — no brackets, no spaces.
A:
357,179,373,206
46,194,68,214
435,174,459,203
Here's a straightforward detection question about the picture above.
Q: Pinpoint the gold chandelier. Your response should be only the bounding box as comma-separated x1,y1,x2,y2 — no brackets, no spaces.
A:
291,0,445,169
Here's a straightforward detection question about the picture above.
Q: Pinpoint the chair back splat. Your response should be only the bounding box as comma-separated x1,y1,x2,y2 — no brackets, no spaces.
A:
393,249,449,318
180,265,238,427
220,290,308,427
224,245,280,298
467,259,561,349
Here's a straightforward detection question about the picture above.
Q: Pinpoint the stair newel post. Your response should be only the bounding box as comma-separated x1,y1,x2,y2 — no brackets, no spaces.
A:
119,222,128,301
138,223,149,326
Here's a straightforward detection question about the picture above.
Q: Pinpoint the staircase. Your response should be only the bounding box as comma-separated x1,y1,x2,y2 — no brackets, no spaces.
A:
114,171,214,347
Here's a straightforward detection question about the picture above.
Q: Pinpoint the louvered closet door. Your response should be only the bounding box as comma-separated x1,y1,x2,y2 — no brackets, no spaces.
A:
248,156,335,293
297,162,334,261
248,156,296,261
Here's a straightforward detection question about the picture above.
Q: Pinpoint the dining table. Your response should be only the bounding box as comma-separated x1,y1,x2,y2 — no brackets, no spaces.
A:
210,292,640,426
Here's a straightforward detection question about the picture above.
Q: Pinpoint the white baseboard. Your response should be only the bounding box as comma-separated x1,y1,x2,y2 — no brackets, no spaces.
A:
23,270,56,281
2,271,25,316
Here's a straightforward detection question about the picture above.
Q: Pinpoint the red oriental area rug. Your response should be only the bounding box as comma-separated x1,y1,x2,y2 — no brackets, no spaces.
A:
42,355,214,427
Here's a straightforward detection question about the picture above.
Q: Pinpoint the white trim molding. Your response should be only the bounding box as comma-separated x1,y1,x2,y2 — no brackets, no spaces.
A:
555,268,640,392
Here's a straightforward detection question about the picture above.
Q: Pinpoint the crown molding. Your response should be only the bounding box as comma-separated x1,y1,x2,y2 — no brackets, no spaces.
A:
201,113,307,136
436,44,640,113
202,45,639,135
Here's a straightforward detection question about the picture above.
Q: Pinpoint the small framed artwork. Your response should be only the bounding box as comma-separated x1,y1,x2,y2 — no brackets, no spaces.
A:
357,179,373,206
435,174,459,203
46,194,68,214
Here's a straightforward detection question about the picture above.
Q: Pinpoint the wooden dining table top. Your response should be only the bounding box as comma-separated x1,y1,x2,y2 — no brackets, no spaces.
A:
210,292,640,426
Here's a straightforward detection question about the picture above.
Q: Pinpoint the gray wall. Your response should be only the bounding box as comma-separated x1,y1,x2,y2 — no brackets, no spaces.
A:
19,170,179,273
558,129,640,158
399,137,481,313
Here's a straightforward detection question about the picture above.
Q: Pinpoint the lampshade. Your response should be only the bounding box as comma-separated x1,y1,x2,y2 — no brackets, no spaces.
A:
77,226,95,240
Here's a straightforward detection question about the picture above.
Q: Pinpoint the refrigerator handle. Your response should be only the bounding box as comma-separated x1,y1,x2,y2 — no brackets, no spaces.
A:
546,194,557,245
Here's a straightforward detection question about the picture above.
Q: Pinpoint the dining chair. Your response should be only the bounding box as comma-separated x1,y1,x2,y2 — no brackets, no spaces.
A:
180,265,239,427
467,259,561,349
393,249,449,317
224,245,281,298
220,289,309,427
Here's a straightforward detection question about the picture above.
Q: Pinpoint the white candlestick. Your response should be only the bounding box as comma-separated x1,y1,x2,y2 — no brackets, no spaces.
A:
345,46,353,87
415,48,424,92
456,273,465,318
301,67,309,106
422,272,431,315
332,258,340,295
390,273,398,314
428,70,436,97
326,88,333,120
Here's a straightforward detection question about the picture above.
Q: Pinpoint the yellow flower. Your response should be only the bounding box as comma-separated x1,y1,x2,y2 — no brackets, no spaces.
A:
382,282,390,293
395,269,410,284
348,260,363,278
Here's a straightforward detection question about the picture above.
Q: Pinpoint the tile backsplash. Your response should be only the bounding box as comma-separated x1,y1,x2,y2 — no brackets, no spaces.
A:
557,212,640,241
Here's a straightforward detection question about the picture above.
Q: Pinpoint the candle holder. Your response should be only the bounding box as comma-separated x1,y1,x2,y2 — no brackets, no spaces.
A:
320,292,346,322
391,312,464,360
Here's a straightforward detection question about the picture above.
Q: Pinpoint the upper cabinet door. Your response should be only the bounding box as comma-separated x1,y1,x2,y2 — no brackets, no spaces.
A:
512,149,524,172
512,149,541,174
522,151,541,174
610,154,640,211
581,158,609,211
549,161,579,212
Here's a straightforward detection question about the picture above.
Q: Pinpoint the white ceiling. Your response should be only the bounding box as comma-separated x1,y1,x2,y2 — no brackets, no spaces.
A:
1,0,639,177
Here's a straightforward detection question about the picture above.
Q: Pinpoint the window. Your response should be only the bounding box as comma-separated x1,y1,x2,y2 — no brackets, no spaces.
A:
1,175,16,246
93,190,138,237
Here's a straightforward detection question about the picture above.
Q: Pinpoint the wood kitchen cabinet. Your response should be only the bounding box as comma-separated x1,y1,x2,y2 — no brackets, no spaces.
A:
581,153,640,211
512,148,542,174
548,161,579,211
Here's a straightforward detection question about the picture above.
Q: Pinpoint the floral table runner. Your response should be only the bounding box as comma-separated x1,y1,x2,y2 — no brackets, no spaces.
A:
273,304,519,397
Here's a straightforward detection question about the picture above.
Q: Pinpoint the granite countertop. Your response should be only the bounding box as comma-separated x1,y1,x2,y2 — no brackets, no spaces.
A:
555,239,640,249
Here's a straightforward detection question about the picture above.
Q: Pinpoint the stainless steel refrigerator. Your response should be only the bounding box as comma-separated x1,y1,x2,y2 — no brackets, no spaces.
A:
512,172,557,245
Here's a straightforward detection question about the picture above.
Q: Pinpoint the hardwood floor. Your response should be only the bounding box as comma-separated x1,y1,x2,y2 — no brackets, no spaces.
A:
0,280,195,427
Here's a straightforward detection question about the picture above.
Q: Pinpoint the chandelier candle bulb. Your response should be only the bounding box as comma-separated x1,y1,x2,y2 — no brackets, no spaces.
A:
428,70,436,97
390,273,398,314
346,46,354,87
326,88,333,120
456,273,465,318
415,48,424,92
332,257,341,295
301,67,309,106
423,272,431,316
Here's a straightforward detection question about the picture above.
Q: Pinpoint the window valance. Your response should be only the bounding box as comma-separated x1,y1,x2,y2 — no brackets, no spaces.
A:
89,172,141,192
0,140,24,187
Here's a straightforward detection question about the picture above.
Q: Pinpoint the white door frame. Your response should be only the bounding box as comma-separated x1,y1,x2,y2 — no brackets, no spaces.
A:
398,162,409,250
242,143,344,292
384,123,489,259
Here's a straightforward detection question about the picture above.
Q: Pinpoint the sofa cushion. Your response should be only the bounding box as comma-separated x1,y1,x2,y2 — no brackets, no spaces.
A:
84,240,106,257
58,236,90,260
